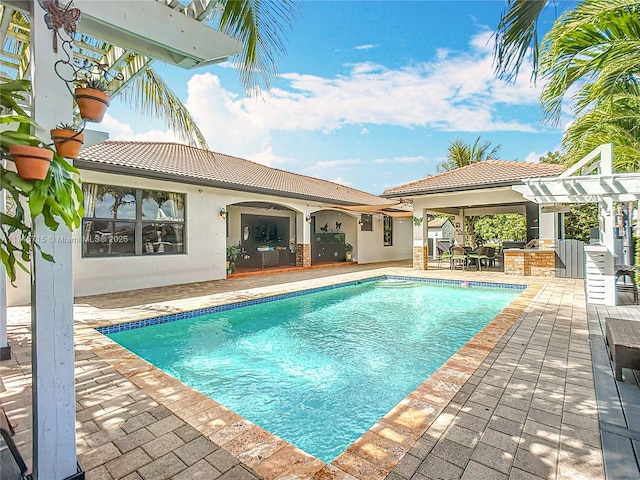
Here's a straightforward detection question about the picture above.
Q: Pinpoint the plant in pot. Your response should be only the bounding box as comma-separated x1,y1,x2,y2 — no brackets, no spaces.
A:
226,244,242,274
1,79,84,284
50,122,84,159
74,77,110,123
345,242,354,261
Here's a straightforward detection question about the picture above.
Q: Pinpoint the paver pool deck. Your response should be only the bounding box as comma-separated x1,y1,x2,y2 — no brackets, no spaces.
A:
0,262,614,479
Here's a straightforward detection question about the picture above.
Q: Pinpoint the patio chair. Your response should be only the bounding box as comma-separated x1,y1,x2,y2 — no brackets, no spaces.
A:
467,246,489,271
615,265,639,305
484,246,496,268
435,246,452,269
450,245,468,270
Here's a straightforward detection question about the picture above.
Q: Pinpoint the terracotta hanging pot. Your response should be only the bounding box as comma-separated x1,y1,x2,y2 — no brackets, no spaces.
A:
74,88,110,122
50,128,84,159
8,145,53,180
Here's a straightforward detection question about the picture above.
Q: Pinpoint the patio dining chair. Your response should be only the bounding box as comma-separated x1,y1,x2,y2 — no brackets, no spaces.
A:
467,246,489,271
436,246,452,269
450,245,468,270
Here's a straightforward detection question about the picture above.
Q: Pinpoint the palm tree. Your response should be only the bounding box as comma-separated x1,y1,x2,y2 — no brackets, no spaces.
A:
436,136,501,173
538,0,640,171
436,137,501,248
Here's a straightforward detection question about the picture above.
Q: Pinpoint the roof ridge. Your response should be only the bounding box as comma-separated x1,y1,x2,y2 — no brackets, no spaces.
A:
81,141,391,204
101,141,386,201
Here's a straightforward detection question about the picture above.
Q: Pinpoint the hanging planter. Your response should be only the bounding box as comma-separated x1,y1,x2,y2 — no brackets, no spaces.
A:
74,79,110,122
8,144,54,181
50,124,84,159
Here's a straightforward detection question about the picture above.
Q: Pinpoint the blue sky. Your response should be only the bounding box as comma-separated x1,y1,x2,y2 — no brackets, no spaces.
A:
101,1,576,195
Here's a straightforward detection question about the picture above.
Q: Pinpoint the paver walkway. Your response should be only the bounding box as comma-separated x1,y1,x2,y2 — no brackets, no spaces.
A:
0,263,614,479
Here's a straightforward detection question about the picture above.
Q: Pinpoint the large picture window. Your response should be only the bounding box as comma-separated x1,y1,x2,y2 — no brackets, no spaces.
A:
83,183,185,257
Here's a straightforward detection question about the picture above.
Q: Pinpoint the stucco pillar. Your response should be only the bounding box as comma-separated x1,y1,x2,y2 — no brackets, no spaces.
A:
296,212,311,267
454,209,465,246
30,3,78,478
412,210,428,270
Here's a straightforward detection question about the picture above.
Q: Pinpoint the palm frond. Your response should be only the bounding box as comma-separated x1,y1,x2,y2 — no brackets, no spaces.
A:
214,0,301,94
539,0,640,124
493,0,548,82
120,68,208,149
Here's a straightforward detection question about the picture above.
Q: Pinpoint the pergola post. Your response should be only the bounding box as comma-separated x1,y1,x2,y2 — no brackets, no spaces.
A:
0,187,9,360
29,1,78,478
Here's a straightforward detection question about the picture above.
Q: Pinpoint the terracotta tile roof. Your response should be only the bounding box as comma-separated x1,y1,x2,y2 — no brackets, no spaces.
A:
383,160,565,196
77,141,391,206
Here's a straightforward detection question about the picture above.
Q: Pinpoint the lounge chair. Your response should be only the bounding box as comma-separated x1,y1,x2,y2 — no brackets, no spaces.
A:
605,317,640,381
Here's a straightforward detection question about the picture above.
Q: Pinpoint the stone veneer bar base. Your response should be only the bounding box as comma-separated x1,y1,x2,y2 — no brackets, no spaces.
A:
504,249,555,277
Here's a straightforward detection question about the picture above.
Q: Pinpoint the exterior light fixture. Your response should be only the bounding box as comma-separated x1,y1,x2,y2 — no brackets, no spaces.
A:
358,217,364,226
305,215,312,224
220,208,227,219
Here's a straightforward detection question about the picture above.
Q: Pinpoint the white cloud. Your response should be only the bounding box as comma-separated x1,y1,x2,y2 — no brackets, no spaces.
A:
99,114,134,139
354,44,380,51
110,28,549,169
523,151,543,163
331,176,354,186
361,127,370,135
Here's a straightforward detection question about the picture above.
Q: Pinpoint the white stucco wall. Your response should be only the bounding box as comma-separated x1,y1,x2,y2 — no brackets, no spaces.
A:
356,215,412,264
73,171,227,298
5,170,413,305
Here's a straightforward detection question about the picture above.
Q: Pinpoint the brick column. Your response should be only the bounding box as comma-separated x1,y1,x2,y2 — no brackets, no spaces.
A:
296,243,311,267
413,245,428,270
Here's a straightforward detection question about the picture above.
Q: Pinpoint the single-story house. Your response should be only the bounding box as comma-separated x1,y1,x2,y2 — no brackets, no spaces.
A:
6,141,413,306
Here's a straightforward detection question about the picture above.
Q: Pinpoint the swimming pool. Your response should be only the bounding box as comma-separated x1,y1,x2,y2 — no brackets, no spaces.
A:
104,277,523,462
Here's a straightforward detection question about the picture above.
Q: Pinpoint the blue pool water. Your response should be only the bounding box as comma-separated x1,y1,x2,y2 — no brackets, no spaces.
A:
106,278,521,462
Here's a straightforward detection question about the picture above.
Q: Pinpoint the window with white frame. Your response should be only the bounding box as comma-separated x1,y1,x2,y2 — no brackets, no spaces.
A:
82,183,185,257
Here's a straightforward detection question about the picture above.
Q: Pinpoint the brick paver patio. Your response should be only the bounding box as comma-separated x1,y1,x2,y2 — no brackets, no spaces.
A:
1,263,608,479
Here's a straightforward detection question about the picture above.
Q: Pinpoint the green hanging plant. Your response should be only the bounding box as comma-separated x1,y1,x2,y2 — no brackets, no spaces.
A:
1,79,84,284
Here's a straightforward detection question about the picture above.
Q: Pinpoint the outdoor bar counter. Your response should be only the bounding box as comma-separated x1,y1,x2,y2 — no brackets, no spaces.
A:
503,246,556,277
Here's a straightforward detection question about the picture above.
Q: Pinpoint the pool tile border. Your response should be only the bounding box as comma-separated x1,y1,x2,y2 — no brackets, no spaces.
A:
96,275,526,335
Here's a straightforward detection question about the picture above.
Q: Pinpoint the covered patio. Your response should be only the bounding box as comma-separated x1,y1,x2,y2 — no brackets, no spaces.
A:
381,160,566,273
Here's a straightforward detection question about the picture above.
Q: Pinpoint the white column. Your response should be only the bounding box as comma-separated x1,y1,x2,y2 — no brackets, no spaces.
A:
30,1,78,478
0,186,9,360
454,209,465,245
412,209,427,269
